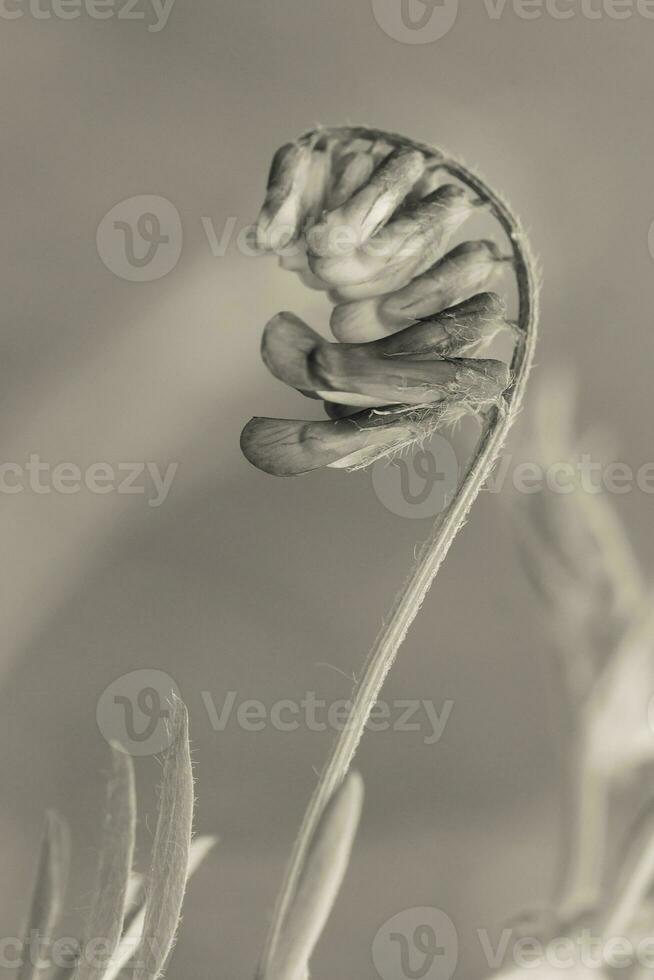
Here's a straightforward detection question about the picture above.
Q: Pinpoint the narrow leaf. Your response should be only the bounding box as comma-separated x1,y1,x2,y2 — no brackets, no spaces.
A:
18,810,71,980
74,747,136,980
600,808,654,942
104,836,217,980
132,699,195,980
265,772,364,980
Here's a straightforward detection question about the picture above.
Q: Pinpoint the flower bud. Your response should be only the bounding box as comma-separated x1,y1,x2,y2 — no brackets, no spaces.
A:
298,144,332,230
382,238,503,318
310,185,476,294
325,151,376,211
279,242,329,290
370,293,509,357
405,165,444,203
241,409,431,476
245,127,524,480
255,142,314,251
261,311,323,396
260,311,510,409
308,147,425,258
330,241,503,341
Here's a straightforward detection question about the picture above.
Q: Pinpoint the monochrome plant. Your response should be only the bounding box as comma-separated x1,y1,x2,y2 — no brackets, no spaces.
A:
24,126,654,980
242,124,539,978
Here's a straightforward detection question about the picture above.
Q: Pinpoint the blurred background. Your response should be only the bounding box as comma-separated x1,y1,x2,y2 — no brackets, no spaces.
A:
1,2,654,977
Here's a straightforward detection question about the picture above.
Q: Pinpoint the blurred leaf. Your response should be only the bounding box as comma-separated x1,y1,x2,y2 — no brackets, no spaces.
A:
18,810,71,980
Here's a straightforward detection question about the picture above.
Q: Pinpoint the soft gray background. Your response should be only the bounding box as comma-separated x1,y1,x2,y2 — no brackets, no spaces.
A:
1,3,654,977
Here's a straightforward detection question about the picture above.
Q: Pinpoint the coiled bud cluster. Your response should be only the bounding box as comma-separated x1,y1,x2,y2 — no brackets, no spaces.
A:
241,126,531,476
244,127,538,980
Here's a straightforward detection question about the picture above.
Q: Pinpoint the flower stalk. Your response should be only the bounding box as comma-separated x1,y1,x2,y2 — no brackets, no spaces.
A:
246,126,539,978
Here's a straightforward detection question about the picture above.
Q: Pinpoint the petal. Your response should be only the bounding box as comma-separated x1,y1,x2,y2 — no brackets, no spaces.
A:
298,144,333,230
308,147,425,258
370,292,509,357
323,401,362,419
240,411,425,476
310,344,510,408
330,241,503,340
278,240,310,272
309,185,476,292
278,243,329,290
261,312,323,394
255,142,313,251
329,297,386,342
325,151,376,211
405,165,444,203
260,310,510,408
382,240,504,321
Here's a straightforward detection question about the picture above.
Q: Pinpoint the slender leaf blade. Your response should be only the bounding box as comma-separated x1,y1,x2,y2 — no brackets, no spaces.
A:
265,772,364,980
132,699,194,980
74,746,136,980
18,810,71,980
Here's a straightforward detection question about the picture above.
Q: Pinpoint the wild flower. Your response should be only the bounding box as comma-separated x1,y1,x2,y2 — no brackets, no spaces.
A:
242,125,539,979
241,127,535,476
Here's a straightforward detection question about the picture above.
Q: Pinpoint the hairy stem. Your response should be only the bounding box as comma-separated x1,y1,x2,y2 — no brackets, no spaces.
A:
259,128,539,976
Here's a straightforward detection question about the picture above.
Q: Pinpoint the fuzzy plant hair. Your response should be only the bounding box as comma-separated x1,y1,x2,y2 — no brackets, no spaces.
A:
241,125,539,978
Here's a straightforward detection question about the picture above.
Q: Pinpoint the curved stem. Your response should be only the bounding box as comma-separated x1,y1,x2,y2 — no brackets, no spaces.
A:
258,128,539,977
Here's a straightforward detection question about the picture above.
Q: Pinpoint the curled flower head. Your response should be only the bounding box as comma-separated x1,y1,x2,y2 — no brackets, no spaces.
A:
242,126,532,477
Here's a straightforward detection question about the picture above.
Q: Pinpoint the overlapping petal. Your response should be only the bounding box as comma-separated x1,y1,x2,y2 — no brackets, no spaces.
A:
308,184,477,292
245,127,520,477
261,308,510,409
241,408,441,476
330,240,504,339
